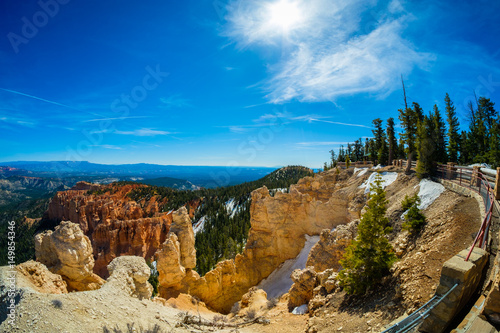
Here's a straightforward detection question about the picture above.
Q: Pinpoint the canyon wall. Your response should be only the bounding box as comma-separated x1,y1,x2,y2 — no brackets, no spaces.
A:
156,171,362,313
45,182,172,277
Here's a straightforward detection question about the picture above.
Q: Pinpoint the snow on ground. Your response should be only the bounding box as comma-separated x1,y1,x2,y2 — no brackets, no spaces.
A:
193,216,206,235
225,198,240,218
270,188,288,194
359,172,398,194
372,164,383,170
353,167,369,177
292,304,308,315
416,179,445,210
258,235,320,299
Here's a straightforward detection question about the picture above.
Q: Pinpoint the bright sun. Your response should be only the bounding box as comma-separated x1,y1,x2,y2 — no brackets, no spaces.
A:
267,0,303,32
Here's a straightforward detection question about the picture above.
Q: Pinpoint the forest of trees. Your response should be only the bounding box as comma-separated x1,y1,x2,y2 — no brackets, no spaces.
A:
129,166,314,275
324,92,499,178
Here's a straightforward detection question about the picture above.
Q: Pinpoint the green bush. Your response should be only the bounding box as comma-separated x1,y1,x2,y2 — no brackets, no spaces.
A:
401,194,426,233
337,172,397,294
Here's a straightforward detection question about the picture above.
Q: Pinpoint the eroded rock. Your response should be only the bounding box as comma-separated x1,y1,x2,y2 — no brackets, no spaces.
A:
101,256,152,300
35,221,104,291
306,220,359,273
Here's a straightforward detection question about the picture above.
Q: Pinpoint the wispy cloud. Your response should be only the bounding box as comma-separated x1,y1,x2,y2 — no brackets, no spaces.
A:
159,95,192,109
83,116,151,123
309,118,372,129
114,128,172,136
90,144,123,150
0,87,83,111
224,0,433,103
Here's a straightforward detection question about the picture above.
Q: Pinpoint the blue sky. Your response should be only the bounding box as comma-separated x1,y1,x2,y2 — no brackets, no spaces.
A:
1,0,499,168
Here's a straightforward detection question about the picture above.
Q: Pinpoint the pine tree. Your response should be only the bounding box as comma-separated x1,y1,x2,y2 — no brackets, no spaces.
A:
459,130,471,164
372,118,388,165
445,93,460,163
337,173,397,294
488,117,500,168
369,139,377,163
416,115,435,179
399,104,419,173
478,97,498,133
387,117,398,165
431,104,447,163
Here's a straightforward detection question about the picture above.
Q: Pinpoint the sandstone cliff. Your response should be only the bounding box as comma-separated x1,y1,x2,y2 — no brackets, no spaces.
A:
44,182,173,277
35,221,104,291
306,220,359,273
156,207,198,298
156,171,363,313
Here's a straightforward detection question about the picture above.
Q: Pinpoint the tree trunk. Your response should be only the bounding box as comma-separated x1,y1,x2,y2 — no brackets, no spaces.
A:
405,152,413,174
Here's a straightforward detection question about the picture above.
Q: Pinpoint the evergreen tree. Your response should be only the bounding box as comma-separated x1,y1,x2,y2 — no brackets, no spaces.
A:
398,104,419,173
445,93,460,163
338,145,345,162
387,117,398,165
416,115,435,179
353,139,363,162
398,137,405,160
488,117,500,168
413,102,424,123
459,130,471,164
372,118,384,152
431,104,448,163
372,118,388,164
378,138,389,166
369,139,377,163
337,173,397,294
329,149,337,168
478,97,497,133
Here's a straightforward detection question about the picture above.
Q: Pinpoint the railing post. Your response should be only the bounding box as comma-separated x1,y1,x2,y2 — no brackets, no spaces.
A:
495,167,500,200
447,162,456,180
471,166,480,188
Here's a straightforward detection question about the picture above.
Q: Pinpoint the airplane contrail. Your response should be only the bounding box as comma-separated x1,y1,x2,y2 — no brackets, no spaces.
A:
311,118,373,129
0,87,82,111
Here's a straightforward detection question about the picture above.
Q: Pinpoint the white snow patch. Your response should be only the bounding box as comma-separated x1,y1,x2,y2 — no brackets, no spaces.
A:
372,164,383,170
193,216,206,235
292,304,308,315
354,168,369,177
469,163,492,169
416,179,445,210
225,198,240,218
359,172,398,194
258,235,320,299
270,188,288,194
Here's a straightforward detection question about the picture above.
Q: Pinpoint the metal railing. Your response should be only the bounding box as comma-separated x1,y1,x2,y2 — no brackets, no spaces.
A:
382,284,458,333
434,165,496,260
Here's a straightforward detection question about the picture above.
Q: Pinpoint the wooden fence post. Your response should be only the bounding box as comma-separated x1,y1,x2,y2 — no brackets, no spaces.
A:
471,166,480,187
447,162,456,180
495,167,500,200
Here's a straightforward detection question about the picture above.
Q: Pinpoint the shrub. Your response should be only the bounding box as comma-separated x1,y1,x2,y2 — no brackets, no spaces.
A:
401,194,426,233
337,172,397,294
51,299,63,309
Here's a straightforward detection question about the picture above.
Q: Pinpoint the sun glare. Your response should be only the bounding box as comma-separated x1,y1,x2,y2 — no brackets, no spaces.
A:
267,0,303,32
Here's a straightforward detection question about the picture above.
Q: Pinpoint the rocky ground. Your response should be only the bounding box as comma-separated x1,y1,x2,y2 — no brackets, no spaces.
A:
0,167,484,333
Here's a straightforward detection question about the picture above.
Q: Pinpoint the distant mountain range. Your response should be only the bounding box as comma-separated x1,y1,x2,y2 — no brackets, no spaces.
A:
0,161,278,188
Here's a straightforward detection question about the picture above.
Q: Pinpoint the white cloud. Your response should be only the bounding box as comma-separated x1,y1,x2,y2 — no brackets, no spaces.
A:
159,95,192,108
91,145,123,150
224,0,433,103
115,128,171,136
